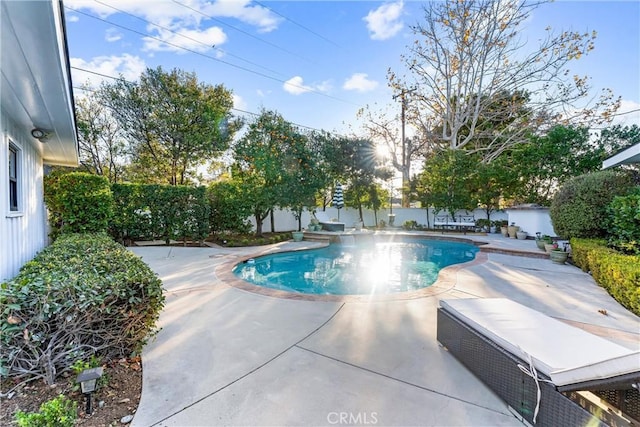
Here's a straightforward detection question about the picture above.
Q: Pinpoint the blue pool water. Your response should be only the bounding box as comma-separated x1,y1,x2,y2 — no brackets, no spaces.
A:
233,238,479,295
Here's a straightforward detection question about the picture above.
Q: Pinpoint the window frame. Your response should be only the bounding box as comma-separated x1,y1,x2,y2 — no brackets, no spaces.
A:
7,140,22,215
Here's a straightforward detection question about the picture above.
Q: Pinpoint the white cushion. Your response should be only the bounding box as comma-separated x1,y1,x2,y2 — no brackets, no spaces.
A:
440,298,639,386
314,211,344,224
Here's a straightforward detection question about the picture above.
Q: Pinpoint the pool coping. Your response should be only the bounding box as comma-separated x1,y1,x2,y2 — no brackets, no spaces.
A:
214,236,490,303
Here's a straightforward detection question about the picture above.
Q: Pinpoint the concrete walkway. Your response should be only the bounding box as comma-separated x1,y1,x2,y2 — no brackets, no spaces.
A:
129,233,639,427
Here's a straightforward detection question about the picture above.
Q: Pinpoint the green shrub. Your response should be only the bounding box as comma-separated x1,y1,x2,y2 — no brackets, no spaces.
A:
607,190,640,255
14,395,77,427
402,220,419,230
550,170,634,239
111,184,210,244
0,233,164,384
571,238,640,316
207,181,253,235
110,183,155,243
44,172,114,238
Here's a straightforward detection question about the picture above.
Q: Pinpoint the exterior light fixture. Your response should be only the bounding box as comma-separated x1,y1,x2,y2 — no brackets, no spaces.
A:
76,367,104,414
30,128,49,142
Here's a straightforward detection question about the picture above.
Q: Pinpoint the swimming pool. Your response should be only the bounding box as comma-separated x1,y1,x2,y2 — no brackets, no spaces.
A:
233,238,479,296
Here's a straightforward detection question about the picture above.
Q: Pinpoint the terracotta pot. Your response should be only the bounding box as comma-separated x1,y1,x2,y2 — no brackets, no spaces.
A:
507,225,520,238
500,226,508,237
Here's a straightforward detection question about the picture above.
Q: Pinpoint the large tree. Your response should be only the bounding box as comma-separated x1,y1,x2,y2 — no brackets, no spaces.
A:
506,125,629,205
75,88,126,183
102,67,240,185
322,136,391,221
233,110,320,236
391,0,619,162
416,149,478,220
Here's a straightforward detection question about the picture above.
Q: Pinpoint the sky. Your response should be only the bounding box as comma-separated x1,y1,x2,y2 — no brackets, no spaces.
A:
64,0,640,137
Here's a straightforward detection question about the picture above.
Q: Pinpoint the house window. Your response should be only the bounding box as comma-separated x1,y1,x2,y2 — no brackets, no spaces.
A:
8,142,19,211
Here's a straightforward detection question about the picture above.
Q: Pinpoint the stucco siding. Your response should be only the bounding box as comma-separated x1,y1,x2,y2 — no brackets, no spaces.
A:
1,109,47,282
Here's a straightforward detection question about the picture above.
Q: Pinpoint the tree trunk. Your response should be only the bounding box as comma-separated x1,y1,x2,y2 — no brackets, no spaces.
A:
270,209,275,233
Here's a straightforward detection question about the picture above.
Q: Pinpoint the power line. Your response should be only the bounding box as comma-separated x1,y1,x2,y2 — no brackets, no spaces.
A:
170,0,316,65
252,1,342,49
93,0,285,78
71,68,336,133
65,5,357,106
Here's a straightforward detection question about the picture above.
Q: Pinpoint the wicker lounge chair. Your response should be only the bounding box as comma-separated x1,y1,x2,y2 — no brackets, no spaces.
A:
314,211,345,232
437,298,640,426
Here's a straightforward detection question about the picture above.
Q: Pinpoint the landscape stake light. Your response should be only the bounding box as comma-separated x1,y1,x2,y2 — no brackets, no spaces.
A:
76,367,104,415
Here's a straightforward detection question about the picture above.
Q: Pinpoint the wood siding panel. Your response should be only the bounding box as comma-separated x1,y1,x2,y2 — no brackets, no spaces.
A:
1,109,47,282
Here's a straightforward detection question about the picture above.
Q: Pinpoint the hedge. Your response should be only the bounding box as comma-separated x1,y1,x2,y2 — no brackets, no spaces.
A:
549,170,634,239
44,171,114,238
608,191,640,255
0,233,164,385
571,238,640,316
111,183,210,244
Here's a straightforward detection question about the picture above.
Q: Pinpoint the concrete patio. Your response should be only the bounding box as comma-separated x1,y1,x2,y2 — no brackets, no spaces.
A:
129,233,639,427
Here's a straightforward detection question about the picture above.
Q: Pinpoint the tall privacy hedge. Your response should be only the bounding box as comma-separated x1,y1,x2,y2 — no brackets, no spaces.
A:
549,170,634,239
607,190,640,255
207,180,253,235
44,172,113,237
571,238,640,316
0,233,165,384
111,184,210,244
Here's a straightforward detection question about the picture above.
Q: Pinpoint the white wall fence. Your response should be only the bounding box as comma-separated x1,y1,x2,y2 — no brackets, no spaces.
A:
249,206,558,236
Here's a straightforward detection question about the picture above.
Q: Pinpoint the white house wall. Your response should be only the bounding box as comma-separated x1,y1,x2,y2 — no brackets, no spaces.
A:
0,109,47,282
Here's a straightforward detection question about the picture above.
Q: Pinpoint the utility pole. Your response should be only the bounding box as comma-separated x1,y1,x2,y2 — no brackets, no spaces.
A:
392,87,415,208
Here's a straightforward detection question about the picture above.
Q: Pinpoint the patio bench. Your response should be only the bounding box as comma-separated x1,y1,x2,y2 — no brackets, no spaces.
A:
433,215,476,234
437,298,640,426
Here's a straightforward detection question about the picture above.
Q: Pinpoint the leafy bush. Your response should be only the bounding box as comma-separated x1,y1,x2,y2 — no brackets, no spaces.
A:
402,220,419,230
14,395,77,427
607,190,640,255
571,238,640,316
110,183,154,243
111,183,210,244
44,172,114,238
207,181,253,235
0,233,164,384
550,170,634,239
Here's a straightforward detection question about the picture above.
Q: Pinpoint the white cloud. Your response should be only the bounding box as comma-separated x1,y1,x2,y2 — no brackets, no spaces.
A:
65,0,281,38
67,15,79,23
343,73,379,92
283,76,312,95
283,76,331,95
232,93,247,110
70,54,146,87
105,28,122,42
142,26,227,53
203,0,281,33
363,1,404,41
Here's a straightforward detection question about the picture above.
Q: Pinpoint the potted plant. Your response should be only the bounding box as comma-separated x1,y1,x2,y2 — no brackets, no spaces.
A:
497,220,508,236
549,248,569,264
507,222,520,238
309,217,320,231
535,233,546,250
475,219,491,233
516,230,528,240
543,237,557,253
291,231,304,242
